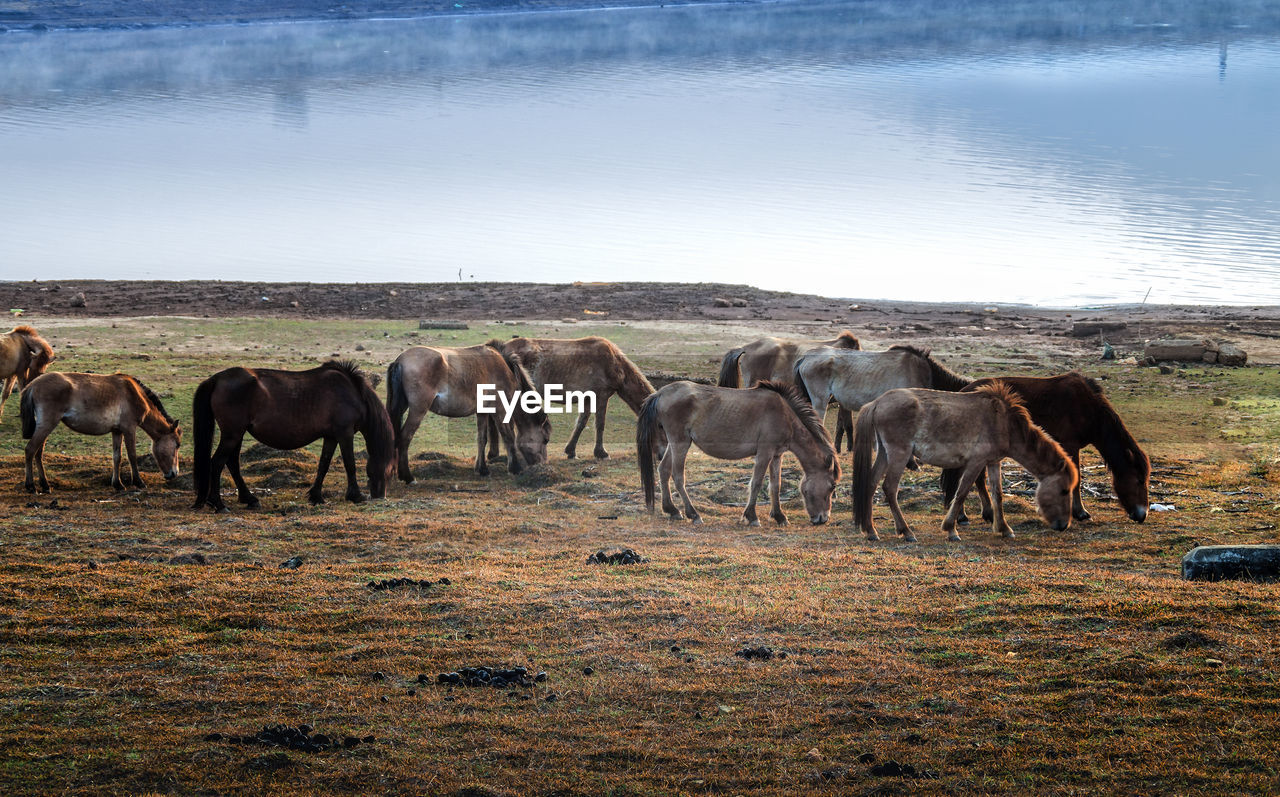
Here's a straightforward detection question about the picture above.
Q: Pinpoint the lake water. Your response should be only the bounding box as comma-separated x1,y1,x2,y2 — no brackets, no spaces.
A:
2,0,1279,306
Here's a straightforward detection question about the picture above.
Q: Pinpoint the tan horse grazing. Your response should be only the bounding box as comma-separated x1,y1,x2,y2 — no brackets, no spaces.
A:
637,381,840,526
795,344,971,425
851,382,1077,542
1,325,55,420
21,372,181,493
718,331,861,450
386,343,551,480
496,336,654,459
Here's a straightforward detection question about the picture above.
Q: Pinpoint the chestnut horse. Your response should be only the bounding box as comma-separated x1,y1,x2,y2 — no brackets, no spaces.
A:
21,372,181,493
852,382,1078,542
941,372,1150,524
496,336,654,459
637,381,840,526
386,343,550,480
192,361,394,512
1,325,55,420
718,331,860,450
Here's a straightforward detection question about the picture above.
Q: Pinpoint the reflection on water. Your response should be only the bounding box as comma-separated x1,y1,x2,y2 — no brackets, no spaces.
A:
1,0,1278,305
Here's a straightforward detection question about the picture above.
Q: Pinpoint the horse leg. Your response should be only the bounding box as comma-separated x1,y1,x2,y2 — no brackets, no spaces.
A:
0,375,15,420
1069,450,1090,521
669,441,701,525
880,453,916,542
24,419,56,493
564,409,590,460
396,404,428,484
122,428,145,489
742,455,769,526
592,392,612,459
976,469,994,523
941,462,986,542
860,445,891,541
339,435,365,503
205,433,242,512
308,437,337,504
768,454,788,525
986,461,1014,538
111,431,125,491
658,445,681,519
487,415,504,462
224,437,258,507
475,416,492,476
835,408,853,453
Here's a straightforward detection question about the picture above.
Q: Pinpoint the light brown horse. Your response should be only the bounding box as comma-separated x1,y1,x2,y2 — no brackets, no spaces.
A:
718,331,860,450
1,325,55,420
637,381,840,526
21,372,181,493
386,343,551,479
496,336,654,459
795,344,971,425
851,382,1078,542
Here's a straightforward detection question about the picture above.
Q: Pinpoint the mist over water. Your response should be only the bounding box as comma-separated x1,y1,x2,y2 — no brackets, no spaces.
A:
1,0,1278,306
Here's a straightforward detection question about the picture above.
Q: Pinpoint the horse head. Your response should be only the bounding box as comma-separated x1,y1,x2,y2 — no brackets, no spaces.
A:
1034,460,1078,532
1114,447,1151,522
800,453,841,525
154,421,182,481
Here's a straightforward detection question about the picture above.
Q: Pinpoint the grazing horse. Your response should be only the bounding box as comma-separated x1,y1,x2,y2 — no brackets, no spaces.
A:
496,336,654,459
941,372,1150,524
718,331,861,450
1,325,55,420
637,381,841,526
851,382,1078,542
796,345,971,428
191,361,394,512
21,372,181,493
386,343,550,480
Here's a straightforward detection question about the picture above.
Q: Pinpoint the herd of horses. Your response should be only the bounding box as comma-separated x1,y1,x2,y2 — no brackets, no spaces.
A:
2,323,1152,541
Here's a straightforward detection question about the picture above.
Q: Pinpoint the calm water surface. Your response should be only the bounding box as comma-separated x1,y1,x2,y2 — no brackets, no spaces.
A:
2,0,1278,305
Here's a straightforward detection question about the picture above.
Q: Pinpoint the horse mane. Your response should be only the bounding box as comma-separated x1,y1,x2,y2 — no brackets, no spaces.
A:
753,380,834,451
12,325,54,364
130,376,177,427
1074,372,1151,480
322,359,369,382
976,381,1071,471
833,330,862,349
500,349,548,421
890,344,970,391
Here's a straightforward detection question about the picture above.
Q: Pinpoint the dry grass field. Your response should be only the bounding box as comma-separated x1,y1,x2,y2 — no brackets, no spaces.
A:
1,314,1278,795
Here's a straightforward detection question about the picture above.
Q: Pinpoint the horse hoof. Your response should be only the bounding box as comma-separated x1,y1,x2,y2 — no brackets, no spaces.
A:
982,512,995,523
744,518,760,527
563,448,577,459
947,534,961,542
691,517,704,526
476,467,490,477
865,533,880,542
594,450,609,460
214,506,230,515
348,493,367,504
772,516,789,526
308,494,325,505
1074,510,1092,522
400,475,416,485
904,535,919,543
244,498,260,509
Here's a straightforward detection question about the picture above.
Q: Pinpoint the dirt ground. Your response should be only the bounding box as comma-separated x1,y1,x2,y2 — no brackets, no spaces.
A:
6,279,1280,364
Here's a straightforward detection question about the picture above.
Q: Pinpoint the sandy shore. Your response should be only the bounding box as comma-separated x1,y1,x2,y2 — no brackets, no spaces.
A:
4,280,1279,363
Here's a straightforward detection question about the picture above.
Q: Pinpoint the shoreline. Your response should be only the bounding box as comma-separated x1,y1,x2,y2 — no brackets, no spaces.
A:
5,280,1280,364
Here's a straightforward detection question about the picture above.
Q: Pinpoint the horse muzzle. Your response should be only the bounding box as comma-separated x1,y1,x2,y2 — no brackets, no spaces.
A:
1128,505,1148,523
1051,518,1069,531
810,514,829,526
164,470,179,481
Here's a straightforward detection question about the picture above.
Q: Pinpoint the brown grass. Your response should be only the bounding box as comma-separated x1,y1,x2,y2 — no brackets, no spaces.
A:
0,318,1278,795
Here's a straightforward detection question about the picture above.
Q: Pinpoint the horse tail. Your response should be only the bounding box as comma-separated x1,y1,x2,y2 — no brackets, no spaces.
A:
792,360,814,407
851,403,879,532
191,376,217,509
20,386,35,439
386,359,408,443
717,349,744,388
636,392,661,513
616,353,655,414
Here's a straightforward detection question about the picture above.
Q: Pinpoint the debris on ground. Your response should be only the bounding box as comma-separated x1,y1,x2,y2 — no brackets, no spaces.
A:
205,724,373,752
280,556,304,569
587,548,646,565
735,645,786,661
429,666,546,688
367,576,451,591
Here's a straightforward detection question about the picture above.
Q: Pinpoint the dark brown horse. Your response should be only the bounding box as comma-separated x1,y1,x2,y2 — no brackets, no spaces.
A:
941,372,1150,524
718,331,861,450
192,361,395,512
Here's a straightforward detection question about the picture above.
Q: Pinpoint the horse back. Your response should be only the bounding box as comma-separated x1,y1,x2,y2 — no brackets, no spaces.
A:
964,373,1098,452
